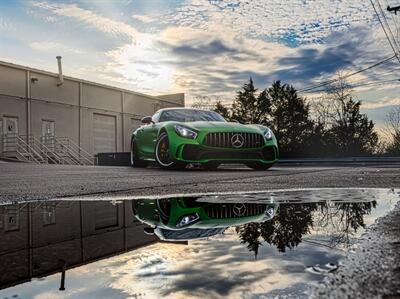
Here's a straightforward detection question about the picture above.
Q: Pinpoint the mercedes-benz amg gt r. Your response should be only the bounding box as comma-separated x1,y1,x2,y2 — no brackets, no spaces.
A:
130,108,278,170
132,197,279,241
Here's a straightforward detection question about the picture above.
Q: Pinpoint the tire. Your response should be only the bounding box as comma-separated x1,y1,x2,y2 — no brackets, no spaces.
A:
245,162,274,170
131,139,147,168
155,132,186,170
203,161,221,170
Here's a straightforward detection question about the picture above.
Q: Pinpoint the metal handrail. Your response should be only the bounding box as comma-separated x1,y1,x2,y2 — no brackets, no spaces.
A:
21,135,66,165
1,134,95,165
54,137,94,165
55,137,94,164
2,133,43,164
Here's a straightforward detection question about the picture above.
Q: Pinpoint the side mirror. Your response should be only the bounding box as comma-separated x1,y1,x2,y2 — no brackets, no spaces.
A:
141,116,153,124
143,227,155,235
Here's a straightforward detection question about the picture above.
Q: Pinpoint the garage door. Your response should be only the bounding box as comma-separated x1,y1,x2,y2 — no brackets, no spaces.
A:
93,113,116,154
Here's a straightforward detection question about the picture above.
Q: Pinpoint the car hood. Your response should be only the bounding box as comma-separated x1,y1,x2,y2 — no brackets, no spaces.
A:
177,121,267,133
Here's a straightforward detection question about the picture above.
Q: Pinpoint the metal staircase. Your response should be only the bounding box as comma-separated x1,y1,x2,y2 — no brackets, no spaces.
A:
0,134,94,165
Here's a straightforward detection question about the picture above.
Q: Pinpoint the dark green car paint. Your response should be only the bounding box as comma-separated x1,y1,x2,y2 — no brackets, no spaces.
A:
132,197,279,231
132,108,279,165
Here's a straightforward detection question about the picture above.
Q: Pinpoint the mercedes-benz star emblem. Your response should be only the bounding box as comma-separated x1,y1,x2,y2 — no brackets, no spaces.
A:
233,203,246,217
231,134,244,148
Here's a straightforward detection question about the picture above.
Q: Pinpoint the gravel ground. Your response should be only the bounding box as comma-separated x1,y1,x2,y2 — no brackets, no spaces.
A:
312,201,400,299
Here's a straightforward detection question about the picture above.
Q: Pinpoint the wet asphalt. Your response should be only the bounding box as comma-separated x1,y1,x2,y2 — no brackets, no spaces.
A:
0,161,400,202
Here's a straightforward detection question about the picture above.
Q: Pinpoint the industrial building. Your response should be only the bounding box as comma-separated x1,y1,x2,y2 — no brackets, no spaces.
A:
0,58,184,164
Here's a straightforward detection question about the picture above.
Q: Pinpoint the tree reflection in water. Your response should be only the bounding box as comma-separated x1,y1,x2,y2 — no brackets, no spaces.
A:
236,201,377,258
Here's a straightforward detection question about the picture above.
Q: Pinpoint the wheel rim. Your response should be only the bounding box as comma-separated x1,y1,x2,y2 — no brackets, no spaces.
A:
156,134,174,167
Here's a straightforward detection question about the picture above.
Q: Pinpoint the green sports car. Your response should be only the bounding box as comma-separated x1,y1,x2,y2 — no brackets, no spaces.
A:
130,108,278,170
132,197,279,241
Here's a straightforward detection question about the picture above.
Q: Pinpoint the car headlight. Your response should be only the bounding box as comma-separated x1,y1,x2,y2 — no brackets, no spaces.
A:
174,125,198,139
176,213,199,228
265,207,275,219
264,128,273,141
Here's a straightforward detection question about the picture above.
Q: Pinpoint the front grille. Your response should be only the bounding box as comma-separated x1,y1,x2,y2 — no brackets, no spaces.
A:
204,203,266,219
203,132,264,148
181,145,263,161
181,145,277,161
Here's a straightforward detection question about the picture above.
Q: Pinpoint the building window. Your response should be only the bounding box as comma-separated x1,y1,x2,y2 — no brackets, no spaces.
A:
95,202,118,230
42,203,56,225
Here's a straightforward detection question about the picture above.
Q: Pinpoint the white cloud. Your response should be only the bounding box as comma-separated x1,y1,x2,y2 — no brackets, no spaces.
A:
131,14,157,23
32,2,140,40
29,41,84,54
165,0,376,44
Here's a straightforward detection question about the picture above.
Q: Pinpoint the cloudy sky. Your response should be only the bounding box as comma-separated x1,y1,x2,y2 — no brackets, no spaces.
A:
0,0,399,126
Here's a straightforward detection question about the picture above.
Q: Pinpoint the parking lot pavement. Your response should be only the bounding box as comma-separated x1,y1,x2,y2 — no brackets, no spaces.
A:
0,162,400,203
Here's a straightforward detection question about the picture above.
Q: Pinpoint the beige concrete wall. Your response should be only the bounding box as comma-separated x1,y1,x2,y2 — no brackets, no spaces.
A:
82,83,121,111
158,93,185,106
30,101,79,142
0,64,26,98
124,92,157,116
30,72,79,106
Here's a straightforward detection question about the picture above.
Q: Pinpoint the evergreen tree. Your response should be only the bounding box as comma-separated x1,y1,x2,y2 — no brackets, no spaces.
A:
267,81,315,157
214,100,231,120
230,78,271,124
236,222,262,259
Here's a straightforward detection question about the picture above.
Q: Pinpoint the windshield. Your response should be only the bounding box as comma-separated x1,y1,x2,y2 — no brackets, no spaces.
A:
159,109,226,122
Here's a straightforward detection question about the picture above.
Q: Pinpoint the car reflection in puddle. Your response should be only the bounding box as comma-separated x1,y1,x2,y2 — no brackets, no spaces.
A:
133,197,278,242
0,188,398,299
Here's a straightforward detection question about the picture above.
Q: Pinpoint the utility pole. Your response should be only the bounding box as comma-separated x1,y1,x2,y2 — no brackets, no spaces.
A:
387,4,400,14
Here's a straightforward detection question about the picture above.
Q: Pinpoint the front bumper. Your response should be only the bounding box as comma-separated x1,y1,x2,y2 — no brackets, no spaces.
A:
176,143,279,163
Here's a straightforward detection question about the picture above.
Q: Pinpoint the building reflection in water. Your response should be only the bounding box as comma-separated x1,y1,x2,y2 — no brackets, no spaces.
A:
0,201,156,289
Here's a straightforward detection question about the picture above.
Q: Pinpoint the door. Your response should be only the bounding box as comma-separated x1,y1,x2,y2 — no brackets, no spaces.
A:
93,113,116,154
3,117,18,152
42,120,55,150
3,117,18,136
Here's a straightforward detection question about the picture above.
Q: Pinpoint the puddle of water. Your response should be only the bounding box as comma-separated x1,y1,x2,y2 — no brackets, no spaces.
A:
0,188,398,299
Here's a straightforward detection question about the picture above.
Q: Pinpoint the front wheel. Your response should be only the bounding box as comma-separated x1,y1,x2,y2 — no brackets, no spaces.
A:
155,132,186,170
245,162,274,170
131,139,147,168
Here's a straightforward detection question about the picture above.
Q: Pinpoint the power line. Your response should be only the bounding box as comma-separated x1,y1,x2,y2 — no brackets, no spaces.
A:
385,0,400,35
370,0,400,63
298,54,397,92
304,78,400,94
377,0,400,53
